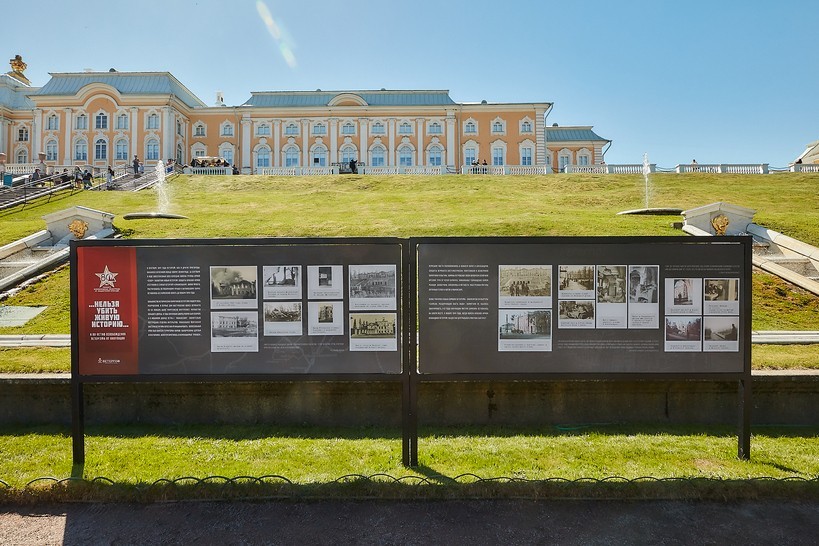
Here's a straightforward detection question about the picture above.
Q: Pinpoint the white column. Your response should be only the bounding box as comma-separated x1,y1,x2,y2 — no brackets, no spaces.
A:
535,108,546,166
162,107,174,161
446,112,456,167
273,120,281,167
301,120,309,166
0,116,6,155
416,118,424,166
387,119,395,166
64,108,73,162
241,116,252,173
130,107,139,159
359,118,368,162
32,109,42,158
329,118,338,164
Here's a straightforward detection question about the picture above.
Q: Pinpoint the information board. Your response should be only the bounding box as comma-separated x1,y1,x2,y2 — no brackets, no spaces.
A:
416,237,751,375
74,239,403,376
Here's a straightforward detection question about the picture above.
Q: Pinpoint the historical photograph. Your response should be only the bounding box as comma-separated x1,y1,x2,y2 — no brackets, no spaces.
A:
210,311,259,352
349,264,397,311
596,265,627,304
307,301,344,336
703,278,740,315
558,265,595,299
209,266,258,309
498,309,552,351
664,316,702,352
628,266,659,304
307,265,344,300
263,301,303,336
703,316,740,352
664,277,703,315
498,265,552,308
262,265,301,300
558,300,595,329
349,312,398,352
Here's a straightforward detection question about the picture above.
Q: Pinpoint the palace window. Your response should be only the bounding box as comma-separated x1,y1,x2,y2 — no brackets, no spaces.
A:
464,146,477,166
17,127,29,142
146,139,160,161
492,121,504,133
256,123,269,136
46,115,59,131
341,146,356,164
147,113,159,130
74,140,88,161
371,146,385,166
398,122,412,135
75,115,88,130
341,122,355,135
194,123,206,137
95,113,108,130
45,140,58,161
521,147,533,166
558,154,570,171
116,113,129,130
115,139,129,161
284,147,299,166
371,122,385,135
284,123,299,135
464,121,476,134
177,120,183,136
492,147,505,165
313,123,327,135
428,145,442,166
578,155,590,166
311,145,327,166
521,120,532,133
95,138,107,160
16,149,28,163
257,147,271,168
222,149,234,165
428,122,442,135
398,145,413,166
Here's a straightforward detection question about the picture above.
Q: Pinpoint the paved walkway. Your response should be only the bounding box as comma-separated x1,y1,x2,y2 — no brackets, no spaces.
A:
1,499,817,545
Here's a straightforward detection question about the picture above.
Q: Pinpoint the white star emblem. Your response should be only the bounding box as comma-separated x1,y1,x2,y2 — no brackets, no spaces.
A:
96,265,118,288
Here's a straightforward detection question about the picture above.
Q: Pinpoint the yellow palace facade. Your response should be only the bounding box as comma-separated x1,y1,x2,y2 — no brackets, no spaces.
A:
0,57,610,174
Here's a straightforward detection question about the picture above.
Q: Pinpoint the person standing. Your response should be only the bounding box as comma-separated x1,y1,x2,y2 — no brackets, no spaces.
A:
106,166,114,190
133,155,140,177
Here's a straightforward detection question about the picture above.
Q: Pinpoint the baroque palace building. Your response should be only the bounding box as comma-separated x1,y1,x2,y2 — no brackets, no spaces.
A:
0,56,610,174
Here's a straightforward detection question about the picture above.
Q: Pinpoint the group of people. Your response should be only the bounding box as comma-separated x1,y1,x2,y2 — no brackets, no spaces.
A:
191,157,230,168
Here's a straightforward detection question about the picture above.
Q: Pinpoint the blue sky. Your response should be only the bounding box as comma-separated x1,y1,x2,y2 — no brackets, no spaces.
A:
7,0,817,167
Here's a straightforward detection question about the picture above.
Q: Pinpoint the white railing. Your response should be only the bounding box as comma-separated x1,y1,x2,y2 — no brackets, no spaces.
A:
461,165,506,175
2,163,39,175
506,165,550,175
791,164,819,173
675,163,768,174
301,166,338,175
360,166,400,175
258,167,299,176
183,166,231,175
403,166,442,175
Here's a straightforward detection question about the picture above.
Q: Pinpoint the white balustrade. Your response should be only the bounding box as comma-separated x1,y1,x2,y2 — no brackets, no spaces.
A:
3,163,39,174
360,166,399,175
507,165,550,175
403,166,442,175
183,166,231,175
301,166,338,175
258,167,299,175
790,164,819,173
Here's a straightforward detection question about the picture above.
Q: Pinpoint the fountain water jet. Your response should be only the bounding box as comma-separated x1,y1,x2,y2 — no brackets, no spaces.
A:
617,153,682,216
123,160,189,220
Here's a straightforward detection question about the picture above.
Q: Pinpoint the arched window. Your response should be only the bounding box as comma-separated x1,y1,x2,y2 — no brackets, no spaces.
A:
284,123,299,136
16,149,28,163
492,146,505,165
370,145,386,167
341,122,355,135
256,146,271,168
398,122,412,135
520,147,533,166
147,113,159,130
115,139,129,161
464,121,476,134
221,147,234,166
427,145,443,166
521,120,532,133
75,115,88,130
176,143,184,164
398,145,413,166
310,145,327,166
492,121,504,133
341,146,356,163
116,113,129,130
464,145,477,166
95,138,107,161
194,123,206,137
284,146,299,167
256,123,270,136
45,139,59,161
46,115,59,131
74,140,88,161
371,122,385,135
177,120,183,136
17,127,29,142
313,123,327,135
428,122,442,135
95,113,108,130
146,138,159,160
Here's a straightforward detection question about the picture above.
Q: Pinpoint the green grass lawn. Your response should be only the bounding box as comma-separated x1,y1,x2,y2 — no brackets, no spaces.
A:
0,424,817,502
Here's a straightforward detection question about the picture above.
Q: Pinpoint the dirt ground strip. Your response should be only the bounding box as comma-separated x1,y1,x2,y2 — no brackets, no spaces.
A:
1,499,818,545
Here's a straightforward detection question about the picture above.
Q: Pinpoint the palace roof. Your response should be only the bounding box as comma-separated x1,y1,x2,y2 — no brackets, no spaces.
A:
33,72,206,108
0,74,36,110
546,127,610,142
243,90,457,108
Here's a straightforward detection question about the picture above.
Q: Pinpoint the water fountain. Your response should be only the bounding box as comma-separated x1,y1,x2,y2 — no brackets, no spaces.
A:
617,153,682,215
122,160,188,220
